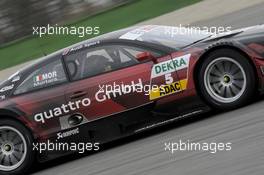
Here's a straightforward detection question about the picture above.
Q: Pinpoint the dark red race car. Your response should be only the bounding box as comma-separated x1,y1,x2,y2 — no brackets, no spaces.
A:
0,25,264,174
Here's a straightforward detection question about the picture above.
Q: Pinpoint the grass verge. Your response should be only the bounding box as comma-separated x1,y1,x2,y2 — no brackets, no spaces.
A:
0,0,201,70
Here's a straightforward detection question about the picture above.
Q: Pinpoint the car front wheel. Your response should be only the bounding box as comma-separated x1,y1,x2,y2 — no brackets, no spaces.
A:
198,49,256,110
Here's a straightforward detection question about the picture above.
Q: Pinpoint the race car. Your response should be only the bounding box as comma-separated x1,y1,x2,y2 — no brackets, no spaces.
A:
0,25,264,174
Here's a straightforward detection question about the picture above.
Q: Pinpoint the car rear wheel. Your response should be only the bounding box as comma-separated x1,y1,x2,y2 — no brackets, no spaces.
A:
198,49,256,109
0,119,35,175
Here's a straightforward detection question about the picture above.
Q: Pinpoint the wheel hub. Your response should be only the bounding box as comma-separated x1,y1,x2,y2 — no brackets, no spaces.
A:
204,57,247,103
223,75,231,84
0,126,27,172
2,143,13,153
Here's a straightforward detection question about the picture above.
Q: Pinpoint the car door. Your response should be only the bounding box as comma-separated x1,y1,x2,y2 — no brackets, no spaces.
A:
11,58,68,137
62,43,175,131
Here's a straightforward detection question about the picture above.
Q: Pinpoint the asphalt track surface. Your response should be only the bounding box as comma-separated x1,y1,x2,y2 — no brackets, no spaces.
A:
26,3,264,175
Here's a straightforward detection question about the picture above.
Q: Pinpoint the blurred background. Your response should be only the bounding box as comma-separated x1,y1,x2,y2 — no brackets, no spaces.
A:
0,0,198,70
0,0,131,45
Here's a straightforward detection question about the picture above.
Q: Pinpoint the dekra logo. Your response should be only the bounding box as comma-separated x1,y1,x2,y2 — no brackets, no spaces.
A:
155,58,187,74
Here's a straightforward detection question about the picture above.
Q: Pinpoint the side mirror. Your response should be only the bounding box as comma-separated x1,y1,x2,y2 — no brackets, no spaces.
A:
136,52,157,63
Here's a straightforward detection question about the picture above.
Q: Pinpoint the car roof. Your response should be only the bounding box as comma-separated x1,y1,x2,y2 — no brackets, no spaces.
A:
18,26,138,73
15,24,213,74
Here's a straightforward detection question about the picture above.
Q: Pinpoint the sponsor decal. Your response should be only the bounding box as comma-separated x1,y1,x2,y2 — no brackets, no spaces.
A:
57,128,79,140
0,84,14,93
149,79,187,100
151,54,190,78
120,25,157,40
64,41,100,55
149,54,191,100
34,98,91,123
34,71,58,87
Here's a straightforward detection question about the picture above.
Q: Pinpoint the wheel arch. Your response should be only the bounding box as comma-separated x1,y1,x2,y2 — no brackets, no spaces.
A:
193,44,259,95
0,108,35,138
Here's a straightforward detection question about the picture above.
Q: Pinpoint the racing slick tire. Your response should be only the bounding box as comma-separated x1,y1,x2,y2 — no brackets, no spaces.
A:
0,118,35,175
198,48,256,110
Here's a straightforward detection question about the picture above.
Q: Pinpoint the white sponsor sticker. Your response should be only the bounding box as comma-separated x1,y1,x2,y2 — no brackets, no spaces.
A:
33,71,58,87
151,54,191,78
120,25,157,40
0,84,14,93
57,128,79,140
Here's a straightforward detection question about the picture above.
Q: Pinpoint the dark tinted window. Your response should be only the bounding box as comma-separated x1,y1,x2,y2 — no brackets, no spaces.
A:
65,45,162,80
14,59,67,95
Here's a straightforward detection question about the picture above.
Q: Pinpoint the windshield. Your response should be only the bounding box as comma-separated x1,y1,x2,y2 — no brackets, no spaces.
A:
120,25,212,49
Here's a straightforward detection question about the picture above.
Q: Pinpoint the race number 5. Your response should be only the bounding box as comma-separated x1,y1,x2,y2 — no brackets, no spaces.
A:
165,73,173,84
